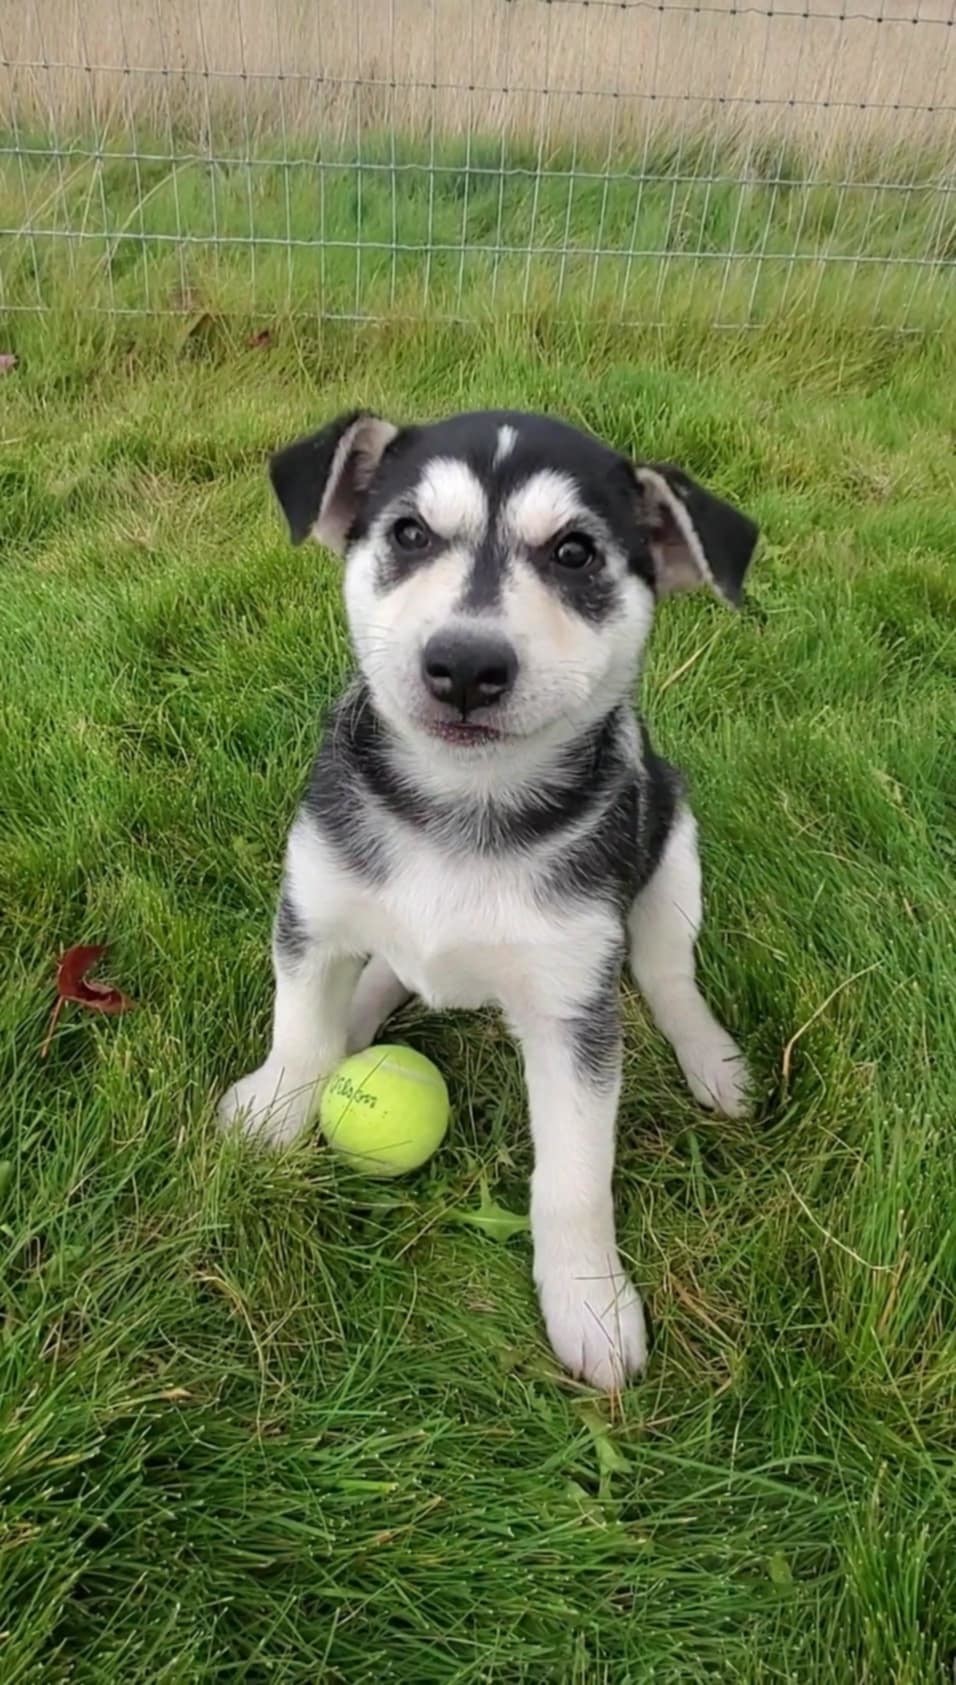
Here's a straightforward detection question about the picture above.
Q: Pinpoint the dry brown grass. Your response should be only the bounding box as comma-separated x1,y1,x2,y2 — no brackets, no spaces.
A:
2,0,954,159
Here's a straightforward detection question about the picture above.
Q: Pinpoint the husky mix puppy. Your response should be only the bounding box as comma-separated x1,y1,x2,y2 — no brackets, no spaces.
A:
220,409,758,1390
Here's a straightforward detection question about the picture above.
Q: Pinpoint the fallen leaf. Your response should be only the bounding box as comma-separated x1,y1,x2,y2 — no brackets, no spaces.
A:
451,1177,529,1242
247,328,273,349
40,944,134,1057
0,353,17,375
56,944,134,1012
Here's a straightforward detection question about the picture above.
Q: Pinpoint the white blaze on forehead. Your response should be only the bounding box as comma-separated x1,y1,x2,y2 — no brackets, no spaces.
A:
502,469,586,550
494,423,518,465
415,457,488,543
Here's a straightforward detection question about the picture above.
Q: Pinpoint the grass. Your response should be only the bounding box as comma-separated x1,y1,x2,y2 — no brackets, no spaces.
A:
4,0,954,159
2,130,954,333
2,245,956,1676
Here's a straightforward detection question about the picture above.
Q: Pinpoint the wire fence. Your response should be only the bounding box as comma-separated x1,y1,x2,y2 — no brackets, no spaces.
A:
1,0,954,331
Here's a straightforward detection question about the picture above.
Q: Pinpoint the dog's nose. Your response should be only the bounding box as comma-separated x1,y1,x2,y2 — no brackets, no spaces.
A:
421,630,518,715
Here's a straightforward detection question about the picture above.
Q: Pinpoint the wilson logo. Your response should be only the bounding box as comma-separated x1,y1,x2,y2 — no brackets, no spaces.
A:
328,1077,378,1110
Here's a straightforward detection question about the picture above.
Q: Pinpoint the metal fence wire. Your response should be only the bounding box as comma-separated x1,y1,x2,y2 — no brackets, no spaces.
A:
1,0,954,330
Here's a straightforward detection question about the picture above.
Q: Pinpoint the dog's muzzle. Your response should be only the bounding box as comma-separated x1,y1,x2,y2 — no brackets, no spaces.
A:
420,629,518,718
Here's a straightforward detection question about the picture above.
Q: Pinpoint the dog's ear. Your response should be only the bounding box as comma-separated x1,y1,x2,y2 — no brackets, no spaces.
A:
634,463,758,607
269,411,398,551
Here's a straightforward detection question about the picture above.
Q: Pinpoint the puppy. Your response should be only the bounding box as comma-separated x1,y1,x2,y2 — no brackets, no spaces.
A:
220,409,758,1391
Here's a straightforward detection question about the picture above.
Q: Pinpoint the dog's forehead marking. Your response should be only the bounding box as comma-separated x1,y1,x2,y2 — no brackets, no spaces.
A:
494,423,518,466
502,470,586,549
416,457,488,543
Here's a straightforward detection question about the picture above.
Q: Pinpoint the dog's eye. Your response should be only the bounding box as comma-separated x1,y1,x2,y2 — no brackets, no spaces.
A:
392,517,430,552
554,532,597,572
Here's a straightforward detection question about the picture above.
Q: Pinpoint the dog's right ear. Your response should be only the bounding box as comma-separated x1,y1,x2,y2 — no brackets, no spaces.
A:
268,411,398,552
633,463,758,607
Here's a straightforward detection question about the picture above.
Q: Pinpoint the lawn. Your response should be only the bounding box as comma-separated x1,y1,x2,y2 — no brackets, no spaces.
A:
2,203,956,1675
2,132,954,333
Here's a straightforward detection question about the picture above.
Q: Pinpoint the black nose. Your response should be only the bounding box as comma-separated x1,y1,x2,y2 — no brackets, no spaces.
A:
421,630,518,715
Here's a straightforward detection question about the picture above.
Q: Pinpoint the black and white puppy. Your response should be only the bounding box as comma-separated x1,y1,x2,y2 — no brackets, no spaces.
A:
220,409,759,1391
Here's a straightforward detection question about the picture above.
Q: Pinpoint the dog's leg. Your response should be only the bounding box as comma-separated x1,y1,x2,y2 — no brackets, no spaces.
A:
628,805,750,1116
510,979,647,1392
346,957,413,1053
219,931,363,1147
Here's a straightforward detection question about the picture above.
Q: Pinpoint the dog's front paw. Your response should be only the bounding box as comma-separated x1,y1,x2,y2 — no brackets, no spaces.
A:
218,1059,321,1146
676,1025,751,1118
537,1254,648,1392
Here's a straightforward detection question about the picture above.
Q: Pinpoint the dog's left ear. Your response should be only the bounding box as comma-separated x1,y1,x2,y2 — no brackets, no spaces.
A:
634,463,759,607
269,410,398,552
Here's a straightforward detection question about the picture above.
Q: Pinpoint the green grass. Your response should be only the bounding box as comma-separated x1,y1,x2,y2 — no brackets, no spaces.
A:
2,132,955,331
2,270,956,1677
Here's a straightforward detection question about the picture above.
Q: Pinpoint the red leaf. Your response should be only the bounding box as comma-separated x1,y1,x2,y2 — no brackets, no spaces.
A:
56,944,133,1012
247,328,273,349
41,944,135,1057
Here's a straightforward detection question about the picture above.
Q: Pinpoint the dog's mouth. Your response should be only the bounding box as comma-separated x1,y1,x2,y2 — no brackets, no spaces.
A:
426,719,503,748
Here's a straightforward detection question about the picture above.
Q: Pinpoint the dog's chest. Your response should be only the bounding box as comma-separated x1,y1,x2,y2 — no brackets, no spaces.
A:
290,815,614,1014
352,846,566,1009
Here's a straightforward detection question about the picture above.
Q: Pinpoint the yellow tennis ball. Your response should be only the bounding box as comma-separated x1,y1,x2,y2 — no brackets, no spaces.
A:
319,1044,449,1178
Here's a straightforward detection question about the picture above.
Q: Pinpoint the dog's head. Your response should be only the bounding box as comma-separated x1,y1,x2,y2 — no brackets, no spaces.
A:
270,409,758,760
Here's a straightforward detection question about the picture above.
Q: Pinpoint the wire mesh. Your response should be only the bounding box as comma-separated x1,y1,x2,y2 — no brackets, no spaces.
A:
0,0,953,330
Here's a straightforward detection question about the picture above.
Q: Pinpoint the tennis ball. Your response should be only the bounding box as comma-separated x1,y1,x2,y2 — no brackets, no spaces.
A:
319,1044,449,1177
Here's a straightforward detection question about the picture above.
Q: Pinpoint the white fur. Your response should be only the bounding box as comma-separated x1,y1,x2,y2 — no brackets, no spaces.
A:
220,426,750,1392
285,809,622,1018
511,1003,648,1388
416,457,488,544
219,788,748,1388
503,469,584,549
219,945,363,1145
220,801,648,1385
343,459,654,784
347,955,412,1053
629,808,750,1116
494,423,518,465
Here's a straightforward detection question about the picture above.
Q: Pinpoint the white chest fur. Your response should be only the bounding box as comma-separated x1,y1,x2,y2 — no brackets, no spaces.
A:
285,811,618,1018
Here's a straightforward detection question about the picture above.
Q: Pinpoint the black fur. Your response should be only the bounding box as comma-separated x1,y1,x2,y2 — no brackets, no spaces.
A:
348,411,660,623
299,684,682,927
272,406,753,974
273,409,757,617
227,406,759,1391
269,412,364,546
274,889,309,962
647,463,758,606
458,534,511,612
569,957,624,1089
301,690,394,883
